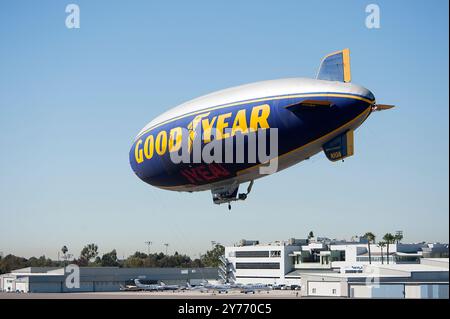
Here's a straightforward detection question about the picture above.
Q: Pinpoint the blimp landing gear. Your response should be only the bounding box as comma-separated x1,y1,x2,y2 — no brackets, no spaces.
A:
211,180,254,209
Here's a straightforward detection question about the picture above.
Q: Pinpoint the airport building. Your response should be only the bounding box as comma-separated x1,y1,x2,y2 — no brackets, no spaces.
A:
299,258,449,298
220,239,305,285
222,238,449,298
0,267,218,293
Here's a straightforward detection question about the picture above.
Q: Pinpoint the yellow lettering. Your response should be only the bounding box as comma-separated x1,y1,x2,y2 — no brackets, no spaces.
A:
169,127,182,152
216,112,232,139
231,109,248,136
143,135,154,159
134,139,144,164
155,131,167,155
201,116,217,143
250,104,270,131
188,112,210,152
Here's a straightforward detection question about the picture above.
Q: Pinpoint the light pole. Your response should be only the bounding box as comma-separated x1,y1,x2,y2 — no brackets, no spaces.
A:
164,243,169,255
145,241,152,256
62,253,73,269
395,230,403,243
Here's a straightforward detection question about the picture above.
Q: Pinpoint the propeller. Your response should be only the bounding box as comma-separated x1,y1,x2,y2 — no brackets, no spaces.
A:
371,104,395,112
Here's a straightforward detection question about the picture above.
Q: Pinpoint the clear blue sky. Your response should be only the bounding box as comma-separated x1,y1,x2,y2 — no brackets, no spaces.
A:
0,0,448,260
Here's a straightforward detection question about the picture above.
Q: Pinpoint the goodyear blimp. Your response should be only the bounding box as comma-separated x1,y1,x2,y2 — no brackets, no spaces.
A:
130,49,394,209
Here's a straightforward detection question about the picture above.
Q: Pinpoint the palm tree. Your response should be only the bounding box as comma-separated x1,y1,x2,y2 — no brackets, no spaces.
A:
383,233,395,264
363,232,376,264
377,241,386,264
80,243,98,263
394,232,403,244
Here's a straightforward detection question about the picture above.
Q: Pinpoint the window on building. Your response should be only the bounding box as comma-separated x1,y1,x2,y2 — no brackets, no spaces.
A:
235,251,270,258
235,262,280,269
312,288,316,294
332,289,337,294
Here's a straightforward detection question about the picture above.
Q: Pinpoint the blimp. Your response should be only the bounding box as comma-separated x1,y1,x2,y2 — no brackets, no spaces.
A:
130,49,394,209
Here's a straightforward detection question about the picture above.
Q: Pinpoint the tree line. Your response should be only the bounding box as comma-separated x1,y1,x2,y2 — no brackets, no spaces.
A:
0,244,225,274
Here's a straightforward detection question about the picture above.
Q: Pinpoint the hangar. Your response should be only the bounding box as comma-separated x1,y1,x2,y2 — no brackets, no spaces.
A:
0,266,218,293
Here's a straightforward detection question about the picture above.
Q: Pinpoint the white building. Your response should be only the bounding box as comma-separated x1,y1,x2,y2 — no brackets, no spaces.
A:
291,241,448,273
299,258,449,298
329,242,428,271
223,238,449,295
223,239,305,285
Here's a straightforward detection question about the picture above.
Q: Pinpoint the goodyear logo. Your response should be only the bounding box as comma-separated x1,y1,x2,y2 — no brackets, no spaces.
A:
134,104,270,164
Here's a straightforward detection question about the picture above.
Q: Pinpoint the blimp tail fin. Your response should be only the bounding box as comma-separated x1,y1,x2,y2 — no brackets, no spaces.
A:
316,48,351,83
323,130,354,162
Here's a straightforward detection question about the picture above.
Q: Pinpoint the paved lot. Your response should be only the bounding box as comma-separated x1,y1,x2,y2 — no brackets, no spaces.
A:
0,290,302,299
